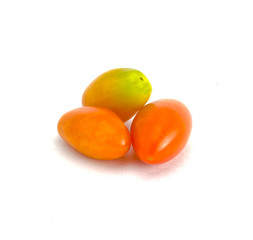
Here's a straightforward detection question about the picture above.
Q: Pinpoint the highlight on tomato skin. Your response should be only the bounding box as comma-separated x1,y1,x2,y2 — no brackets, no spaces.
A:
57,106,131,160
130,99,192,164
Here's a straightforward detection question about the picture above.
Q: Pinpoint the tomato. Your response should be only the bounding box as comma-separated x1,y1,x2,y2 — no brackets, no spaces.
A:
57,107,131,160
82,68,152,122
130,99,192,164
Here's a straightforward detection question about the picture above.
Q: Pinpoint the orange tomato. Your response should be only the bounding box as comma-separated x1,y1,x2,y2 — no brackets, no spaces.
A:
57,107,131,160
131,99,192,164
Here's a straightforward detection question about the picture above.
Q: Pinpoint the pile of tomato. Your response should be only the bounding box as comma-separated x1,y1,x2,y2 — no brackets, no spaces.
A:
57,68,192,165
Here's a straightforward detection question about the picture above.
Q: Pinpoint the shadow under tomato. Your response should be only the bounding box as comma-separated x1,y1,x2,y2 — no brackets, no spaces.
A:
53,135,191,178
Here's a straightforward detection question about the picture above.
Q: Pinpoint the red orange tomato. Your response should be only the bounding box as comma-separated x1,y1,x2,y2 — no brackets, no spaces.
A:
131,99,192,164
57,107,131,160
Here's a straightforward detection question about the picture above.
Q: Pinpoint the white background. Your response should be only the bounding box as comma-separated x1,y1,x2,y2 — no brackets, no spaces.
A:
0,0,253,239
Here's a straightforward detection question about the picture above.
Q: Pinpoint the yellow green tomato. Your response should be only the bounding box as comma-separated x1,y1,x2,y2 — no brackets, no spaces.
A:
82,68,152,122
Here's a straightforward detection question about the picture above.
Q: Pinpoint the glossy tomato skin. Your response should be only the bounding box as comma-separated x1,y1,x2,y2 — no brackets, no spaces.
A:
57,107,131,160
131,99,192,164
